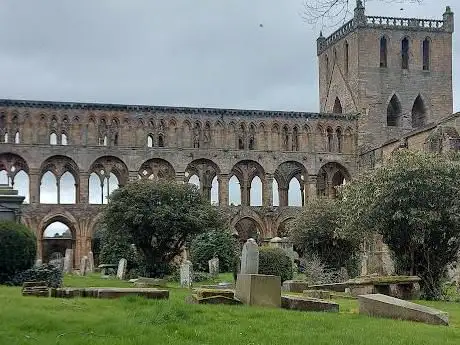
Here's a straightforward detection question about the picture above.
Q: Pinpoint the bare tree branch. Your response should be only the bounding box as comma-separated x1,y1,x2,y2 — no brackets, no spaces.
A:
302,0,424,30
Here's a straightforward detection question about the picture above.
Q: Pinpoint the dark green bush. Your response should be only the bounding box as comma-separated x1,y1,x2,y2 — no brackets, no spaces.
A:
258,247,293,282
0,221,36,284
190,229,238,273
9,264,62,288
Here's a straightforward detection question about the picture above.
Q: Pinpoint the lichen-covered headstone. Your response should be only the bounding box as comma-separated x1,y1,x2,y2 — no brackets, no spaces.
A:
80,256,88,276
63,248,73,274
87,251,95,273
209,257,219,277
180,260,193,288
117,258,127,280
240,238,259,274
35,259,43,267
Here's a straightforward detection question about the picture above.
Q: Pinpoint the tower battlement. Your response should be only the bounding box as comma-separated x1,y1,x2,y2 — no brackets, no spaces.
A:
317,2,454,55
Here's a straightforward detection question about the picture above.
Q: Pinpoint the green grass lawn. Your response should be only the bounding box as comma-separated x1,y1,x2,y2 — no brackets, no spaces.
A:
0,274,459,345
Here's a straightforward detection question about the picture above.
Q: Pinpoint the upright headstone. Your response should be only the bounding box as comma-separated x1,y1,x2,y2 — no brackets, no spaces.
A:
117,258,127,280
208,257,219,277
80,256,88,276
63,248,73,274
180,260,193,288
240,238,259,274
35,259,43,267
87,251,95,273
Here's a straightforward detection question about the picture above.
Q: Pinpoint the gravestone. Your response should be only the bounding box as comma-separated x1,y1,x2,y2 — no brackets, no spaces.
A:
116,258,127,280
208,257,219,277
235,274,281,307
34,259,43,267
80,256,88,276
240,238,259,274
358,294,448,326
63,249,73,273
87,251,95,273
180,260,193,288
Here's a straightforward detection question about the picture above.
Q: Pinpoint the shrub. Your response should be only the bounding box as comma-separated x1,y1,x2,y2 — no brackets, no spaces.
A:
190,229,238,273
0,221,36,284
9,264,62,288
258,247,293,282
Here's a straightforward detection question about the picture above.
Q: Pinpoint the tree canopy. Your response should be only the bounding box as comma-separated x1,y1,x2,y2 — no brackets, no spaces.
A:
341,150,460,299
102,180,226,277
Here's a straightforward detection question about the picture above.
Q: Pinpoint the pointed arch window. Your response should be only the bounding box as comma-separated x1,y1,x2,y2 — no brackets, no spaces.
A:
422,38,430,71
333,97,343,114
147,135,154,147
50,133,57,145
326,128,333,152
401,37,409,69
292,127,299,151
158,134,164,147
4,132,8,143
14,131,20,144
412,95,426,128
344,41,349,75
380,37,388,68
61,133,68,146
336,128,343,153
387,95,402,127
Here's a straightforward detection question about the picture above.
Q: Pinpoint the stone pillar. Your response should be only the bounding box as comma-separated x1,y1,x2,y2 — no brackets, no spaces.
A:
79,172,89,204
241,179,250,206
279,187,288,207
29,169,40,204
175,172,186,184
308,175,317,201
218,174,229,206
263,174,273,207
128,171,139,182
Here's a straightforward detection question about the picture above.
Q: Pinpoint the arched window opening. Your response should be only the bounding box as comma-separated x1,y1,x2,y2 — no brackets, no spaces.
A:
423,38,430,71
292,127,299,151
61,133,68,146
0,170,8,185
50,133,57,145
249,138,255,150
344,41,349,74
332,171,346,198
147,135,154,147
89,173,103,204
401,37,409,69
59,172,76,204
250,176,262,206
40,171,58,204
387,95,402,127
288,178,302,207
325,54,329,79
412,95,427,128
380,37,388,68
238,138,244,150
42,221,74,265
333,97,343,114
272,179,280,207
210,176,219,205
188,174,200,188
14,131,20,144
113,134,118,146
14,170,29,203
228,175,241,206
104,173,119,204
103,135,107,146
326,128,333,152
282,126,289,151
336,128,343,153
3,132,8,143
158,134,164,148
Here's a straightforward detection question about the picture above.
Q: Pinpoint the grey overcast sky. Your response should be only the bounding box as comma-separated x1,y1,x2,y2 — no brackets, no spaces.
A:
0,0,458,112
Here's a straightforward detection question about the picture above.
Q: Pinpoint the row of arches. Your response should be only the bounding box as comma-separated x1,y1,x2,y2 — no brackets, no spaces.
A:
387,94,427,128
0,111,356,154
1,153,350,207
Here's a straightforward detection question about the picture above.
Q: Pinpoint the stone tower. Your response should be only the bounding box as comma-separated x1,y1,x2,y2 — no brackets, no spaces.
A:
317,0,454,150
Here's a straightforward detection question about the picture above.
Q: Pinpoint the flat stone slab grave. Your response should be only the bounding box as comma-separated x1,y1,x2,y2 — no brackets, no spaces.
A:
282,280,309,293
50,287,169,300
282,295,339,313
358,294,448,326
194,288,235,299
186,294,242,305
235,274,281,308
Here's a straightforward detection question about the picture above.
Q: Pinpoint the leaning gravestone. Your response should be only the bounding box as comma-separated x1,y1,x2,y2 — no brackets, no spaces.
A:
80,256,88,276
208,257,219,277
63,249,73,274
358,294,448,326
87,251,95,273
180,260,193,288
117,258,127,280
240,238,259,274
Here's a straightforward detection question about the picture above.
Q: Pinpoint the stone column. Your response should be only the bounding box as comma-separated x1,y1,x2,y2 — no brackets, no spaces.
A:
308,175,317,201
79,172,89,204
263,174,273,207
29,169,40,204
128,171,139,182
279,187,288,207
241,179,249,206
218,174,229,206
175,172,186,184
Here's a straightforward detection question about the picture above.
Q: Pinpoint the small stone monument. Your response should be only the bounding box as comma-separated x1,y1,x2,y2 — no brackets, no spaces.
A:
240,238,259,274
208,257,219,277
117,258,127,280
80,256,88,276
35,259,43,267
63,248,73,273
87,251,95,273
180,260,193,288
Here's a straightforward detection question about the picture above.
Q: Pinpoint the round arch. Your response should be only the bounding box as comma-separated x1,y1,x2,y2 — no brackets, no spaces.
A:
316,162,351,198
274,161,308,207
185,158,221,201
138,158,175,180
230,160,266,206
232,216,264,244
